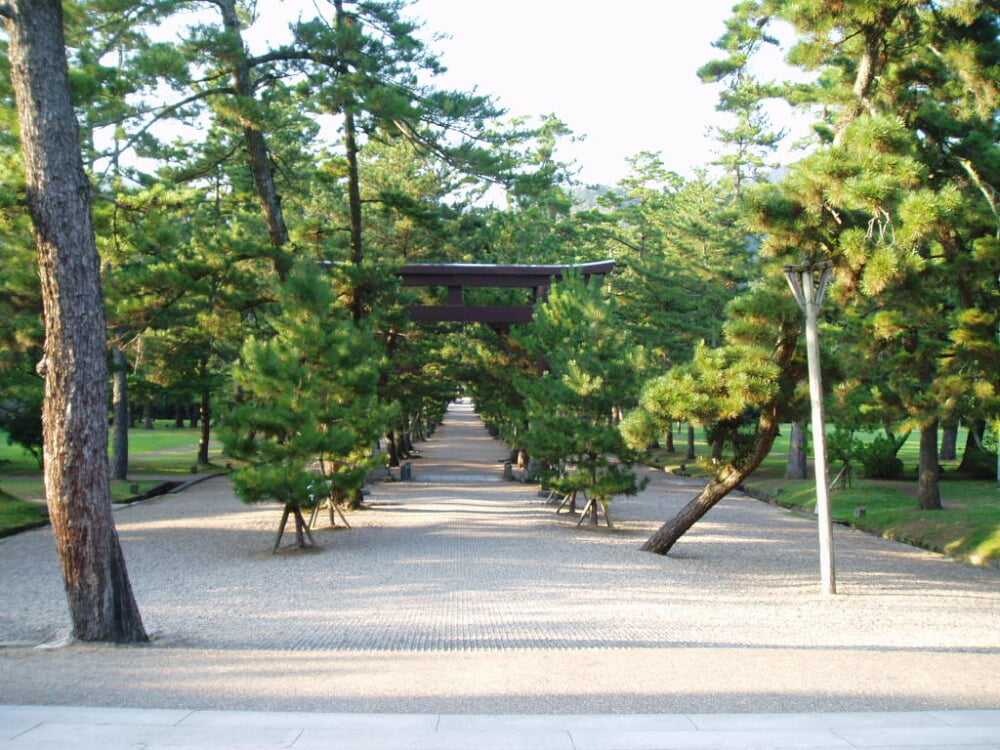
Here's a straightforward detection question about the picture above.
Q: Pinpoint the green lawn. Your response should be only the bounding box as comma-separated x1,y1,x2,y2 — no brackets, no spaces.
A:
749,476,1000,567
649,423,999,568
0,424,225,476
0,491,47,534
0,425,226,535
0,477,169,504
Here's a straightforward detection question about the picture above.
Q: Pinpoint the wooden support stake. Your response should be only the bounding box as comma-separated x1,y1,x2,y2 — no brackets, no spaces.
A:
555,489,577,514
274,504,316,554
308,498,353,530
576,495,614,528
272,505,291,554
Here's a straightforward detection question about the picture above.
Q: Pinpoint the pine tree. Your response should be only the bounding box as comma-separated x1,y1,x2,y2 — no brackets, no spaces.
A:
732,0,1000,505
1,0,147,641
637,280,801,554
514,275,646,526
698,0,787,193
589,155,758,371
219,262,393,550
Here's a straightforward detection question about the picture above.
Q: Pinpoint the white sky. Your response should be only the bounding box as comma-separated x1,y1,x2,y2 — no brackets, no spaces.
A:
408,0,796,186
234,0,810,188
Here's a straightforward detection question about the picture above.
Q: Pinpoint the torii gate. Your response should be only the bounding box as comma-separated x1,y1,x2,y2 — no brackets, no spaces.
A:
399,259,615,324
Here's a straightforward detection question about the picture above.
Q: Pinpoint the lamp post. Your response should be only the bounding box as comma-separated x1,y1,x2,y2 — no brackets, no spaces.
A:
784,261,837,595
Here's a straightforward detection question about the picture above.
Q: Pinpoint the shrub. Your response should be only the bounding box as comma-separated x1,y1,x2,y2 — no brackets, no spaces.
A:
855,434,904,479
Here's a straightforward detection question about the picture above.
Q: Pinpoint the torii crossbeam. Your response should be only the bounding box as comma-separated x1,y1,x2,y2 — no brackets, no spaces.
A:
400,259,615,324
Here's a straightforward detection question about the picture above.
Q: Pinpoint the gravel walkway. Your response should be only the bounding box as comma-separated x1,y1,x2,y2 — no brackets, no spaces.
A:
1,401,998,714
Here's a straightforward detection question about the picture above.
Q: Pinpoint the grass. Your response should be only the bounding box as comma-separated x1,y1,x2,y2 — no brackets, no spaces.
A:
0,478,169,504
749,476,1000,567
0,423,226,476
648,424,1000,568
0,491,47,534
0,424,227,535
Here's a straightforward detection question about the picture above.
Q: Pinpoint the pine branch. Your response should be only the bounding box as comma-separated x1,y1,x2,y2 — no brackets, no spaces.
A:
94,87,234,182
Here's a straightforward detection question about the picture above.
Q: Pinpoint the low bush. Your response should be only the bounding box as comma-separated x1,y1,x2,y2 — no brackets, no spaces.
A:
855,434,904,479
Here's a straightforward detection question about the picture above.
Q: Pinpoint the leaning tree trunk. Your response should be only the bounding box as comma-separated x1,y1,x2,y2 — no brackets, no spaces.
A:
917,418,942,511
642,407,783,555
642,336,797,556
3,0,147,642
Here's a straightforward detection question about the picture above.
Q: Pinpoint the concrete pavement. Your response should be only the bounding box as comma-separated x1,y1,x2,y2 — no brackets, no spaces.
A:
3,705,1000,749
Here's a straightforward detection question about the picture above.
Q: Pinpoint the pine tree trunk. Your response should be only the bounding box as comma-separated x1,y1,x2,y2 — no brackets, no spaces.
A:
642,337,796,555
334,0,366,321
641,471,746,555
293,506,308,547
784,420,808,479
711,433,724,461
3,0,146,642
197,387,211,466
686,423,696,460
958,420,987,474
642,418,780,554
939,421,958,461
386,432,400,466
217,0,291,280
917,419,942,510
111,347,129,480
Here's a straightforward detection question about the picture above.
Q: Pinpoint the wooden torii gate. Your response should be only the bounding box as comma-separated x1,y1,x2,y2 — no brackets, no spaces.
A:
399,259,615,324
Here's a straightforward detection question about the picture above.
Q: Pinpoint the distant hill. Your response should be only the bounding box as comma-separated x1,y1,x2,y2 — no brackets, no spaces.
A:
569,184,620,211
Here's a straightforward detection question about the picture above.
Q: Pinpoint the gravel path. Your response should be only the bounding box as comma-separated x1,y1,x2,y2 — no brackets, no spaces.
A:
1,401,998,714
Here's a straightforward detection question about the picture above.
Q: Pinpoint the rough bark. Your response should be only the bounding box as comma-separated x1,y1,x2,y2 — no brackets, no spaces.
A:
344,106,365,320
917,419,943,510
4,0,146,642
784,420,808,479
335,0,367,321
385,432,400,466
958,420,987,474
833,10,897,146
664,423,675,453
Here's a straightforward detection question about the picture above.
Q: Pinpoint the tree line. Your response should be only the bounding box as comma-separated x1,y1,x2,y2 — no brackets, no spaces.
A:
1,0,997,641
